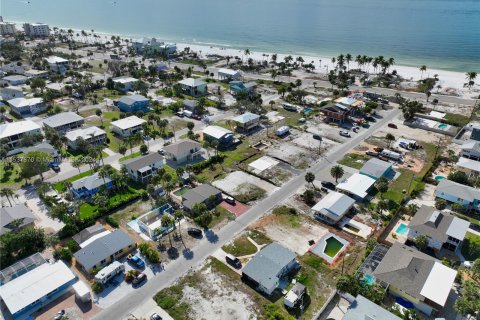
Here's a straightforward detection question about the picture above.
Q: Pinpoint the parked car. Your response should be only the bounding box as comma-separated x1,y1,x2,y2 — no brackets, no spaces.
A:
132,273,147,286
224,195,236,205
298,117,306,123
339,130,351,137
352,127,359,133
365,116,376,122
225,254,242,269
187,227,202,237
176,111,184,117
321,181,336,190
387,123,398,129
53,310,65,320
366,150,379,156
150,313,162,320
127,254,145,268
313,134,322,141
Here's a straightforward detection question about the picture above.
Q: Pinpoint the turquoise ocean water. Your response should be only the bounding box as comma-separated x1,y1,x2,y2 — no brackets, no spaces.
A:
2,0,479,72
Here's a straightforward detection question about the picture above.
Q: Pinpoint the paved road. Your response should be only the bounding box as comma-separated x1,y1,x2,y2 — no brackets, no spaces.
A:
94,107,401,320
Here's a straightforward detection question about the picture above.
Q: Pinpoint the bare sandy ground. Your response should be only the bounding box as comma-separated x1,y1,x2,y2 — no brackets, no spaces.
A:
212,171,278,195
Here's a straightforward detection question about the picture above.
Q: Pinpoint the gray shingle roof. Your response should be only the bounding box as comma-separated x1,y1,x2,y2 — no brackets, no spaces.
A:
242,243,296,291
232,112,260,124
72,224,106,245
74,230,135,270
163,139,201,157
42,112,84,128
1,205,36,236
118,94,148,105
436,179,480,202
409,206,453,242
71,173,111,191
121,152,164,171
182,184,221,210
360,158,392,179
372,243,436,301
343,295,401,320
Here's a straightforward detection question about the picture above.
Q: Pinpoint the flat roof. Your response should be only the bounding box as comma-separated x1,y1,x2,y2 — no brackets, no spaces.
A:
111,115,146,130
336,173,376,199
43,112,84,128
248,156,278,173
0,120,41,139
0,261,76,315
420,262,456,306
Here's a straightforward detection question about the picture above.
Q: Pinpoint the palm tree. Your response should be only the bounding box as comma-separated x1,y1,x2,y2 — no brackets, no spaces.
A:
385,133,395,148
0,188,15,206
465,72,477,90
345,54,352,70
173,209,184,238
419,65,427,79
305,172,315,189
161,214,175,247
330,165,344,183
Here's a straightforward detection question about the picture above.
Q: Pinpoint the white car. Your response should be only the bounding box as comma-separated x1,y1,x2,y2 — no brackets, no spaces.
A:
339,130,351,137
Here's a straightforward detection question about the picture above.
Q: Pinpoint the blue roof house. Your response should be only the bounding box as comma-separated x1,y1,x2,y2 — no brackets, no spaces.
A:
229,81,257,95
117,95,150,113
359,158,395,180
70,173,114,199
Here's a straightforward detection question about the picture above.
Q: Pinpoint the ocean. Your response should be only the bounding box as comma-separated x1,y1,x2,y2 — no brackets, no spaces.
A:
2,0,480,72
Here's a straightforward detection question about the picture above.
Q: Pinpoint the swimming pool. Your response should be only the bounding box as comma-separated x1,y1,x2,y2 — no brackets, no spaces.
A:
435,175,445,181
304,107,313,114
438,123,448,129
395,223,409,235
363,274,375,285
324,237,344,258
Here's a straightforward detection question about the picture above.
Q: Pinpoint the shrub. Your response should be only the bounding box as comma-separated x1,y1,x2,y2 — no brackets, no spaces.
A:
92,282,103,293
272,206,297,215
435,198,447,210
106,215,119,228
67,239,80,252
59,247,73,261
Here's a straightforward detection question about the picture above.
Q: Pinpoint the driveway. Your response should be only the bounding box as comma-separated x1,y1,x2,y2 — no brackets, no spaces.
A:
219,200,249,217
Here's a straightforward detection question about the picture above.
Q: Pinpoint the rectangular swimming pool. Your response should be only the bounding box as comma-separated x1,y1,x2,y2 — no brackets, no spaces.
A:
395,223,409,235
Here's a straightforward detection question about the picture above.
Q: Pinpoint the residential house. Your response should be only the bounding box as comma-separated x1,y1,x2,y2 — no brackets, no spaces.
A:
359,158,395,180
137,204,175,239
456,157,480,177
23,69,49,78
8,97,46,117
2,75,28,85
342,295,401,320
0,120,42,149
183,99,197,113
0,86,24,100
0,22,16,36
121,152,164,183
182,184,222,211
407,205,470,252
218,68,242,81
434,179,480,210
45,56,69,74
202,125,234,148
70,172,113,199
112,76,138,92
320,103,351,123
65,126,106,150
111,115,146,137
0,259,76,320
242,242,298,296
0,204,36,236
132,37,176,56
12,142,60,162
178,78,207,97
312,191,355,225
23,22,50,37
229,81,257,95
232,112,261,133
163,139,203,166
74,229,136,273
117,95,150,113
372,243,457,316
72,224,109,247
42,112,84,133
336,173,376,201
460,141,480,160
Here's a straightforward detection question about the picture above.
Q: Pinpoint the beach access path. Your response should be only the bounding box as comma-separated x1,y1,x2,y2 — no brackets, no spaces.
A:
93,107,401,320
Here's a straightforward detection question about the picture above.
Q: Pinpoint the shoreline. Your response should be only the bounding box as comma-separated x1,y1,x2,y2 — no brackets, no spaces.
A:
11,21,478,98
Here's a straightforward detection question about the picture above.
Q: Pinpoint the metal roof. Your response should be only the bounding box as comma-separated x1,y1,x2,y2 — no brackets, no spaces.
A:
111,115,146,130
435,179,480,202
42,112,84,128
311,191,355,222
178,77,206,87
0,120,41,139
232,112,260,124
360,158,392,179
203,125,233,140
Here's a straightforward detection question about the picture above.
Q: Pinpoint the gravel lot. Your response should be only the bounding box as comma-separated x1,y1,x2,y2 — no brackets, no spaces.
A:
212,171,278,196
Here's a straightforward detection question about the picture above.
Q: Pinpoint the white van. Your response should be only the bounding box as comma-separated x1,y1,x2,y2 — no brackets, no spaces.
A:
276,126,290,136
183,110,193,118
94,261,125,284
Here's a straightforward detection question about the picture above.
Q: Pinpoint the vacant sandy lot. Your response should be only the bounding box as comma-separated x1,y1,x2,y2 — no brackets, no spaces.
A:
213,171,278,195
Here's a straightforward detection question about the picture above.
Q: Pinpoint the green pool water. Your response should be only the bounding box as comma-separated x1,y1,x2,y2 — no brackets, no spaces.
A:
324,237,344,258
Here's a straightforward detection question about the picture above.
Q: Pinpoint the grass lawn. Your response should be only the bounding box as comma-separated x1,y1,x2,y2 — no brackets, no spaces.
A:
0,162,22,187
247,229,272,246
53,169,95,192
163,164,179,180
338,153,371,169
276,108,306,128
461,232,480,261
79,203,98,219
79,188,141,219
222,235,258,256
210,205,235,228
452,212,480,226
119,151,141,161
444,113,470,127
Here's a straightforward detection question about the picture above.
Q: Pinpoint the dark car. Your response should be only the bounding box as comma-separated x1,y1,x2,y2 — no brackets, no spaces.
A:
127,254,145,268
226,254,242,269
365,116,376,122
224,196,236,205
313,134,322,141
132,273,147,286
321,181,336,190
150,314,162,320
387,123,398,129
187,227,203,237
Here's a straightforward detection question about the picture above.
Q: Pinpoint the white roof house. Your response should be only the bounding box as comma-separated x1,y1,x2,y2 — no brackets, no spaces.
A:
8,97,43,108
419,262,457,307
248,156,278,174
65,126,106,142
203,125,233,140
112,76,138,84
45,56,69,64
111,116,146,130
0,261,76,318
312,191,355,223
218,68,242,79
0,120,41,140
336,173,376,200
178,78,207,87
456,157,480,175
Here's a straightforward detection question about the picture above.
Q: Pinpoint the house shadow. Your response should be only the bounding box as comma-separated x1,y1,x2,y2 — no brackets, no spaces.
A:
204,229,219,243
165,156,206,169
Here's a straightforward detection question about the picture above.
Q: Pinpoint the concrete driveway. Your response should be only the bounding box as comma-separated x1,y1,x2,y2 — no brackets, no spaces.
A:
219,200,249,217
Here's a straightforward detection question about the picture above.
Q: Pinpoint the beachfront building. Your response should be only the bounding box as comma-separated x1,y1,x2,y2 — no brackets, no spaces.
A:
112,76,138,92
456,157,480,177
117,95,150,113
336,173,376,201
229,81,257,96
74,229,136,274
121,152,164,183
163,139,203,166
182,184,222,212
319,103,351,123
0,204,36,236
0,22,16,36
202,125,234,148
178,78,207,97
232,112,261,133
434,179,480,210
132,37,177,56
23,22,50,37
460,141,480,161
370,243,457,316
65,126,106,150
2,75,28,85
407,205,470,252
218,68,242,81
137,204,175,240
0,258,77,320
0,120,42,149
0,86,24,100
111,115,146,137
359,158,394,180
45,56,69,74
242,243,298,296
7,97,46,117
70,172,114,199
312,191,355,225
42,112,85,133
